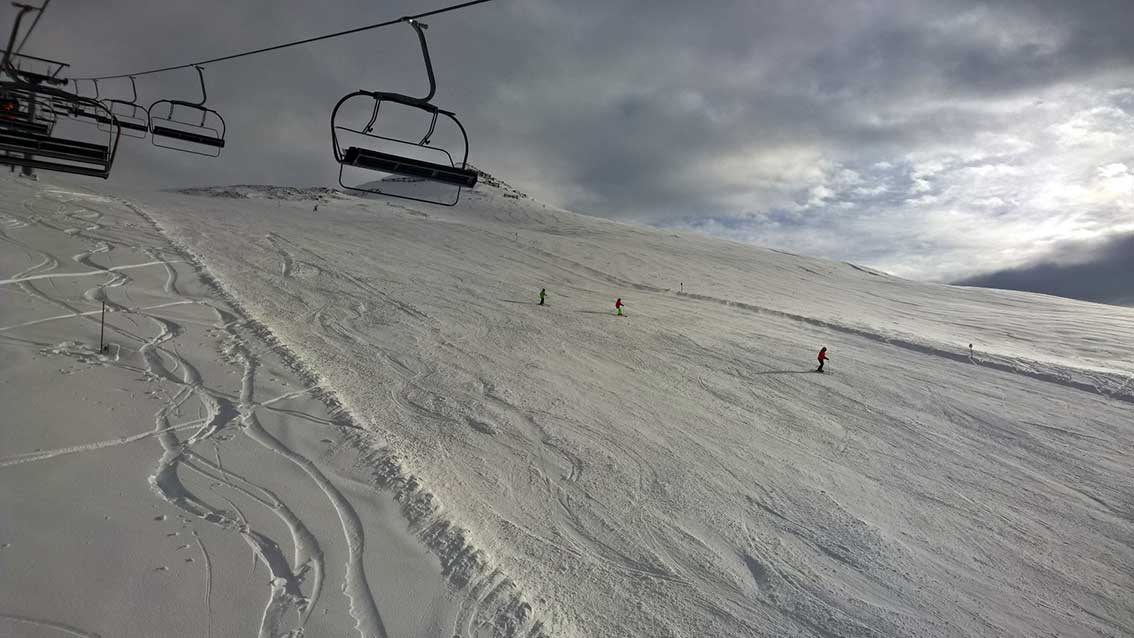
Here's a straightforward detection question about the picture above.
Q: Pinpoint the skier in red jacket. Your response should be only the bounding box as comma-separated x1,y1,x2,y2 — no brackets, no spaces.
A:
615,298,624,316
816,347,828,373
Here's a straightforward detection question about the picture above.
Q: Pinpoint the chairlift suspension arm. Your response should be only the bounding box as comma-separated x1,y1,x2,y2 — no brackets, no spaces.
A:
192,66,208,125
1,5,36,79
419,110,438,146
363,99,380,134
14,0,50,57
191,66,207,106
402,19,436,105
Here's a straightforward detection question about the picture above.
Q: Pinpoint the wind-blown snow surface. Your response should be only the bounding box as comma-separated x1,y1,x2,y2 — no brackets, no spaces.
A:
0,177,478,637
15,175,1134,637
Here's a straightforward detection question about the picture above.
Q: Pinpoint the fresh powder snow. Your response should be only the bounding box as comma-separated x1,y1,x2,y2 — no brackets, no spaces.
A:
1,173,1132,637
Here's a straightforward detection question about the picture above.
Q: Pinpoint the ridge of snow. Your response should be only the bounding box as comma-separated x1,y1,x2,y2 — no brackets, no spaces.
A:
469,166,531,200
172,184,350,201
173,167,530,206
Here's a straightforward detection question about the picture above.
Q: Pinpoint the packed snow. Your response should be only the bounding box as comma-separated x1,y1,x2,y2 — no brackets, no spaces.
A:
1,172,1132,637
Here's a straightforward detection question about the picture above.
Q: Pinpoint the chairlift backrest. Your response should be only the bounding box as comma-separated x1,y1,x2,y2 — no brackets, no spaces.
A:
103,99,149,136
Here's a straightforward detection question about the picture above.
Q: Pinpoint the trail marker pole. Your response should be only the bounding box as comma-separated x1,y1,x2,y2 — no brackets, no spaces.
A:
99,301,106,352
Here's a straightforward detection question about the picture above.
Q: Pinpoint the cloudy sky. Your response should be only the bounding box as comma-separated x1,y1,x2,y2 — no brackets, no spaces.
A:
5,0,1133,286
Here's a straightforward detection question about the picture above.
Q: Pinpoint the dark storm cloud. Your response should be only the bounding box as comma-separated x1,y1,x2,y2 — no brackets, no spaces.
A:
955,233,1134,307
3,1,1133,280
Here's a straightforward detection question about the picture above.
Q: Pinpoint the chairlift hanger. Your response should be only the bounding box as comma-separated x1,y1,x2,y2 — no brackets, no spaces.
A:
99,76,148,138
331,17,477,206
68,78,115,124
147,65,226,156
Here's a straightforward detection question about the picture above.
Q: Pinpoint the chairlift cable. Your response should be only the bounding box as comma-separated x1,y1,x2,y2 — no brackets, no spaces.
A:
70,0,494,82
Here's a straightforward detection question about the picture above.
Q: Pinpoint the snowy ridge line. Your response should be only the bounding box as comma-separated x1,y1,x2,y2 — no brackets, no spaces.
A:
227,336,386,637
171,185,348,202
675,291,1134,404
345,438,546,638
123,199,551,638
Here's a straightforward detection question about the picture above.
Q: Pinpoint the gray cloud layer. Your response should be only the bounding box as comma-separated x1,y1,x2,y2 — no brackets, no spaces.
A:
956,232,1134,306
4,1,1134,281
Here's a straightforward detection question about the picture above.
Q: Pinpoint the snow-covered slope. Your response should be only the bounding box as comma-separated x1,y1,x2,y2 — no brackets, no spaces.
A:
6,173,1134,637
174,184,348,202
0,178,472,637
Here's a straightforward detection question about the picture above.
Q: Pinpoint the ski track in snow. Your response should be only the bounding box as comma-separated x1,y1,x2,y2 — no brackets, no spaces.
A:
0,260,177,286
0,183,425,637
192,529,214,638
0,612,102,638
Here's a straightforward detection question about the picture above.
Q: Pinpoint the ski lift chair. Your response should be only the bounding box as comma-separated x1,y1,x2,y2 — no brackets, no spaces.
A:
331,18,477,206
98,77,149,138
0,85,55,135
0,81,120,178
147,66,225,156
57,80,118,127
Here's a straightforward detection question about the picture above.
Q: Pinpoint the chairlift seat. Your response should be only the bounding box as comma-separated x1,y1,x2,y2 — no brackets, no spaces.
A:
150,124,224,148
0,154,110,178
116,119,147,133
102,98,149,138
0,81,119,179
0,129,110,162
343,146,477,188
0,131,113,178
147,69,226,157
0,117,50,136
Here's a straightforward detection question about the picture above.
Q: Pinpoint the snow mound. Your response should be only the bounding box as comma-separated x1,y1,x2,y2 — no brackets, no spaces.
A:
353,165,531,203
175,166,528,207
470,166,530,200
172,184,350,202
